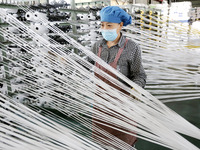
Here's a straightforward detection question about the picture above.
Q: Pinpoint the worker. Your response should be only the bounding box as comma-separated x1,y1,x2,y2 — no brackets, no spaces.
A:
90,6,147,148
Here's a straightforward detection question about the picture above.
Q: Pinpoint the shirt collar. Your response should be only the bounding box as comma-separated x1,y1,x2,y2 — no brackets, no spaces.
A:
100,32,126,48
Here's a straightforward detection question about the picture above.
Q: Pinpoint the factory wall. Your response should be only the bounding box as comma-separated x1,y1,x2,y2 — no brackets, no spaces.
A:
175,0,200,7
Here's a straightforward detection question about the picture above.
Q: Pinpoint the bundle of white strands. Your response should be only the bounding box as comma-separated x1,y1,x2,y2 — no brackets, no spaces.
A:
0,6,200,150
0,94,104,150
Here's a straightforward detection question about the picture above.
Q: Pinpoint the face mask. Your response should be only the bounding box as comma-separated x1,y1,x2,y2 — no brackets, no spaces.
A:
100,28,118,41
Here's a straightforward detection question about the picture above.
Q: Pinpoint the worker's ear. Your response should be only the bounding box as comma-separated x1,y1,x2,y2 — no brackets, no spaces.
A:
119,22,123,27
118,22,123,31
117,22,123,35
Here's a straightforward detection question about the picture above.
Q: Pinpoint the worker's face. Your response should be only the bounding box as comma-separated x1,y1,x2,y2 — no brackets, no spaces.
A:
100,22,123,36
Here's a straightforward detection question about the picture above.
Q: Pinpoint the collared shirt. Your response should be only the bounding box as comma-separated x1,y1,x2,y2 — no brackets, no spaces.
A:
89,33,146,88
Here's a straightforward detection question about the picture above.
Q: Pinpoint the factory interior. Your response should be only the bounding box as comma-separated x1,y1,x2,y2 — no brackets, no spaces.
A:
0,0,200,149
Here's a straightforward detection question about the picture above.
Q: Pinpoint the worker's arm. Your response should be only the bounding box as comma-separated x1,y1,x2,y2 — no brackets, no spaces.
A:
129,43,147,88
87,42,96,65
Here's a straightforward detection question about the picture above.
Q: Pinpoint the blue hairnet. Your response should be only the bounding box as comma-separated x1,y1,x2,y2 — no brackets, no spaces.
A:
100,6,132,26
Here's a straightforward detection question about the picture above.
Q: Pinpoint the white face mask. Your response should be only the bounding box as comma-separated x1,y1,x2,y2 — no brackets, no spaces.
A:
100,28,118,41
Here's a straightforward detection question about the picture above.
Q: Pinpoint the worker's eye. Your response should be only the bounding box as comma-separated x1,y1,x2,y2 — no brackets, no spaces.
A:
107,25,112,27
101,24,104,27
